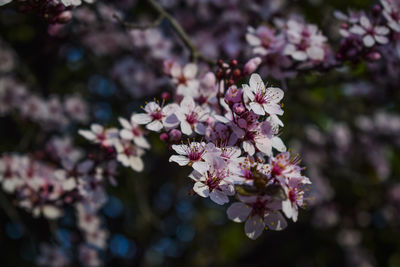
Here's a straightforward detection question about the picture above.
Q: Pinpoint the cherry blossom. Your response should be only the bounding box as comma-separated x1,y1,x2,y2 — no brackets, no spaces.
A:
175,96,208,136
79,123,118,147
246,26,284,56
227,195,287,239
381,0,400,32
113,140,144,172
169,142,209,173
170,63,200,97
131,101,179,132
188,155,235,205
118,116,150,149
349,16,390,47
243,73,284,117
284,19,328,61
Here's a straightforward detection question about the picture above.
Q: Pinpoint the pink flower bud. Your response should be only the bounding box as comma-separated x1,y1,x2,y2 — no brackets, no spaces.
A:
366,52,381,61
244,57,262,75
162,92,171,100
168,129,182,142
160,133,169,142
225,85,242,105
233,102,246,115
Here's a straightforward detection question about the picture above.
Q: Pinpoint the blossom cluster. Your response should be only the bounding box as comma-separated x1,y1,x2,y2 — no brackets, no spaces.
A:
0,138,115,265
80,64,311,239
246,18,331,79
335,1,400,62
0,76,89,129
0,0,93,23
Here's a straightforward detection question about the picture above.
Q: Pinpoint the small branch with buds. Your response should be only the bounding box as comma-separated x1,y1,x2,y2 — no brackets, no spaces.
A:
146,0,215,65
113,13,165,30
113,0,215,65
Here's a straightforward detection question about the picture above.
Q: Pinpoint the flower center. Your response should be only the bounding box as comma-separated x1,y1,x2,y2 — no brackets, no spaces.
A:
178,75,188,85
271,163,283,177
251,200,266,217
205,175,221,191
123,146,134,156
186,113,197,125
254,92,266,104
243,168,253,180
188,150,203,161
151,111,163,120
132,128,141,136
289,189,297,203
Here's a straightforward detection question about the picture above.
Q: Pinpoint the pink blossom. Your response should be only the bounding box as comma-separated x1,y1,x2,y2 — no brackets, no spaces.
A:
227,195,287,239
243,73,284,116
349,16,389,47
169,142,209,173
170,63,200,97
284,19,327,61
79,124,119,147
113,140,144,172
175,96,208,136
381,0,400,32
131,101,179,132
188,158,235,205
119,116,150,149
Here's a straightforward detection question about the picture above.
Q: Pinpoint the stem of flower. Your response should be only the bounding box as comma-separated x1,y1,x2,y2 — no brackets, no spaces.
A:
113,0,215,65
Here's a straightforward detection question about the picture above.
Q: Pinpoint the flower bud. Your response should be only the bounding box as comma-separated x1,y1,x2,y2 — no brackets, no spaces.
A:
244,57,262,75
225,85,242,105
161,91,171,100
168,129,182,142
366,51,381,61
233,102,246,115
232,69,241,79
230,59,238,67
160,132,169,142
372,4,382,16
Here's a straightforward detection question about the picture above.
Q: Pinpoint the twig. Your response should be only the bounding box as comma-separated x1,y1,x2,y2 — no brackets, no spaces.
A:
113,0,215,65
146,0,215,65
113,13,165,30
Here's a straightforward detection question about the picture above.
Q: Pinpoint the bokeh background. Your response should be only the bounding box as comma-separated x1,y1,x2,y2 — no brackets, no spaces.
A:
1,0,400,266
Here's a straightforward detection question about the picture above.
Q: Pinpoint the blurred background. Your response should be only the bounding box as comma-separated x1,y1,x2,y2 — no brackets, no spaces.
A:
1,0,400,266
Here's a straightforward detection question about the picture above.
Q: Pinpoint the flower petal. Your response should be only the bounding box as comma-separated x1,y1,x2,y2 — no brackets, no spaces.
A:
120,129,134,140
192,161,209,173
169,155,190,166
227,202,252,222
363,35,375,47
130,156,144,172
132,113,152,124
193,182,209,198
244,215,265,240
210,189,229,205
146,120,163,132
183,63,198,79
249,102,265,115
264,212,287,231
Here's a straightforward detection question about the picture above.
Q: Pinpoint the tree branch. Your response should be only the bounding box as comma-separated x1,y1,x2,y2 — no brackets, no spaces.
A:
147,0,215,65
113,0,215,65
113,13,164,30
